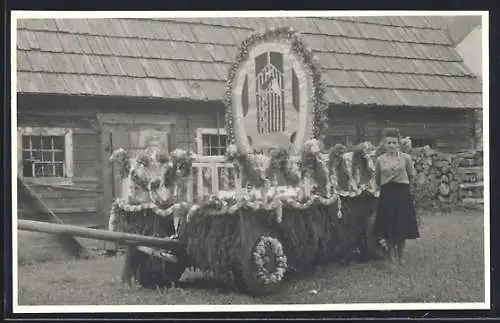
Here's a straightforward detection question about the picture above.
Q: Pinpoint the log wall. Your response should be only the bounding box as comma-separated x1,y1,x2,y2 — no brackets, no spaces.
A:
363,107,476,152
326,105,477,152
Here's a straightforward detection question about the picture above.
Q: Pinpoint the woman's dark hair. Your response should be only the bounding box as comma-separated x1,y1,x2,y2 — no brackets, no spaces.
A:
381,127,401,139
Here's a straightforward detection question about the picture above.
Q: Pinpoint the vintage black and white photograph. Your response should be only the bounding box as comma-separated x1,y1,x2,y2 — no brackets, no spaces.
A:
11,11,489,313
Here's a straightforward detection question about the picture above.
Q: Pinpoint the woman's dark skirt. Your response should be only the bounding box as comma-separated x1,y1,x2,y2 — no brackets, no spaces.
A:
374,182,420,244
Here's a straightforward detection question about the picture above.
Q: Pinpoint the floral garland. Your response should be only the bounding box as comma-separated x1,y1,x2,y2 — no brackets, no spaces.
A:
110,147,196,207
108,198,192,236
301,139,330,196
224,138,383,202
226,143,269,187
195,191,340,224
162,149,196,189
266,148,301,186
111,198,189,217
223,27,328,145
109,148,131,179
327,144,349,193
350,142,375,185
252,236,287,285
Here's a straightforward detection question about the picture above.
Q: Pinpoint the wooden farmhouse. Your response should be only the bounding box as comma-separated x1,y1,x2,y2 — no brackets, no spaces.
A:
16,17,483,227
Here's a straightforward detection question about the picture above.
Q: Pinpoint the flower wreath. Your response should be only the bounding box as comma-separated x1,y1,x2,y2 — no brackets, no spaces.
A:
252,236,287,285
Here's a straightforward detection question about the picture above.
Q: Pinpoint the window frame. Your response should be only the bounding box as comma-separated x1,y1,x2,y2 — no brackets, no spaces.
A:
17,127,74,185
196,128,228,157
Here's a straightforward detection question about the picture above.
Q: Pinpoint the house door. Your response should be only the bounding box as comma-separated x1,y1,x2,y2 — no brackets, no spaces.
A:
100,123,173,227
110,125,172,200
100,124,173,251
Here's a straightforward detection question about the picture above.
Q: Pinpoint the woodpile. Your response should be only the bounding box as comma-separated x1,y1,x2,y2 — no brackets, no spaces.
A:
410,147,483,212
455,150,484,207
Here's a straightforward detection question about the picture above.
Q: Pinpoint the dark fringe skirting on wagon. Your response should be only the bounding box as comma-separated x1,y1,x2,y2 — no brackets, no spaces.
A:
374,182,420,244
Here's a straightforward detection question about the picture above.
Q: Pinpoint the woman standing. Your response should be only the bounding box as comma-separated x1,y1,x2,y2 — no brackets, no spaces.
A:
374,128,420,264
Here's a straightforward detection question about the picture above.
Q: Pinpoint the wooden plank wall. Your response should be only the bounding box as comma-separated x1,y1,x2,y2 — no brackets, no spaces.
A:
17,113,102,225
324,107,360,148
366,107,474,152
17,95,103,226
171,105,226,153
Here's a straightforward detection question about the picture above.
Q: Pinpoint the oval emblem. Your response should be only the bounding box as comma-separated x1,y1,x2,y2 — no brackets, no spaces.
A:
224,27,328,156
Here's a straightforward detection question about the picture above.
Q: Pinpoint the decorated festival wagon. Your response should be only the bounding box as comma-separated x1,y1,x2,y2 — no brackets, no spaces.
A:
106,28,388,296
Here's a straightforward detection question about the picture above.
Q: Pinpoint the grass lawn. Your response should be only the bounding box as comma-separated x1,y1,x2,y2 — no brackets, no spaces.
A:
16,211,485,305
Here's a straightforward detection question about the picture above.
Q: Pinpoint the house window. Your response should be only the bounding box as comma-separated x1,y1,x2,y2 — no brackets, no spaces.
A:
18,127,73,184
412,138,436,149
196,128,227,156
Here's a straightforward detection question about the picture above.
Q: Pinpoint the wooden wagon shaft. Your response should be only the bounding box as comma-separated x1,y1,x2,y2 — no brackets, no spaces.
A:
136,246,178,263
18,220,183,251
17,177,90,258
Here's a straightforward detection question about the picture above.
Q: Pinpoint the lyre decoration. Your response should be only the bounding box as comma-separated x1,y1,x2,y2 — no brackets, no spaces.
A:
222,26,333,203
224,27,328,155
256,54,286,134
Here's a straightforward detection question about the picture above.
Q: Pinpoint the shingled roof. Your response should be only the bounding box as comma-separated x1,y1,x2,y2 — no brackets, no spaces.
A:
16,17,482,109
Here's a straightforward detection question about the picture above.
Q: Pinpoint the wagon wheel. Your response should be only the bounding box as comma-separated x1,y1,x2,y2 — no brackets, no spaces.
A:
363,211,389,261
236,234,288,296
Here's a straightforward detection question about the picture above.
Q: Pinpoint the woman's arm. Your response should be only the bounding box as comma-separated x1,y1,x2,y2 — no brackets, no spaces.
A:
375,157,381,188
405,154,416,186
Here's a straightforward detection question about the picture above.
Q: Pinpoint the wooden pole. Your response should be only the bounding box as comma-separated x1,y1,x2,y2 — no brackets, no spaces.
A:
136,246,178,263
18,219,183,251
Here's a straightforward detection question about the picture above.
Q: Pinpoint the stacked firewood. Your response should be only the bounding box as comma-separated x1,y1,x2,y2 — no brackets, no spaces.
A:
455,150,484,207
410,146,483,212
411,147,456,212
